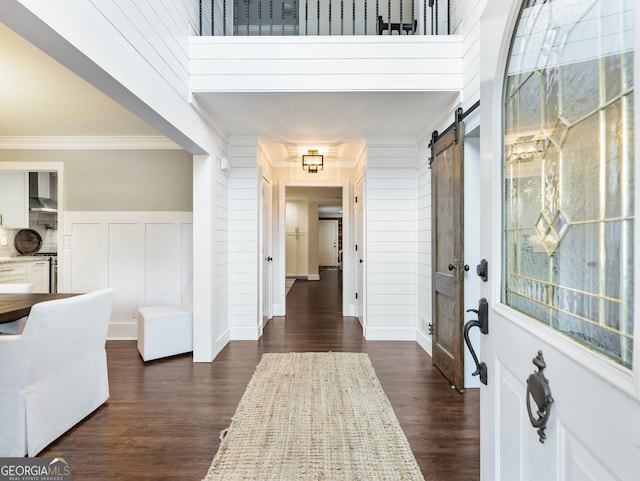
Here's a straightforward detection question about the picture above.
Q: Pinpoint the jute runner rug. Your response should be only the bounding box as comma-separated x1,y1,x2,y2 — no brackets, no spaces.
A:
202,352,425,481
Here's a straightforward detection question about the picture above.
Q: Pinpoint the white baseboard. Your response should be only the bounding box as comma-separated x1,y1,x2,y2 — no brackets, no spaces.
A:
107,320,136,340
307,274,320,281
215,328,230,357
344,303,356,317
416,328,433,357
230,325,260,340
365,326,417,341
273,304,284,316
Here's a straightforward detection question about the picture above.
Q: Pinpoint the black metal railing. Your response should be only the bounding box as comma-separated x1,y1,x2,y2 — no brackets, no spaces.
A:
199,1,450,36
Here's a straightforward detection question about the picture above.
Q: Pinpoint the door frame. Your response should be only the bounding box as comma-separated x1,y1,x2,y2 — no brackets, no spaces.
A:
259,172,273,336
276,180,353,317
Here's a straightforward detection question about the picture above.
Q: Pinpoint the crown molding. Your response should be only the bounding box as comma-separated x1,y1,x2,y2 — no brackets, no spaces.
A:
0,136,182,150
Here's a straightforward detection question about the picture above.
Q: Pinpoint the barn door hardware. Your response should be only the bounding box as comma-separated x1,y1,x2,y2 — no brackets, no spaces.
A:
526,351,554,444
463,298,489,385
428,100,480,169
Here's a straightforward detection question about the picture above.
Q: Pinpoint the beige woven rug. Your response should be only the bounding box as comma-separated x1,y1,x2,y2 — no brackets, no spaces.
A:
202,352,425,481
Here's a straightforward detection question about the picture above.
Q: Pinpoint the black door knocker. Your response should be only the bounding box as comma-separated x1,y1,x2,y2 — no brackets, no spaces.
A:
526,351,554,443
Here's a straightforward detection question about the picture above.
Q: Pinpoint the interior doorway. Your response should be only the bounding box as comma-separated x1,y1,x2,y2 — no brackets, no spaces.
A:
278,182,354,318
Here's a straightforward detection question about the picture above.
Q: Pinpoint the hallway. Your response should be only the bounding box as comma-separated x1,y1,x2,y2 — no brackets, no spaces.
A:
40,268,479,480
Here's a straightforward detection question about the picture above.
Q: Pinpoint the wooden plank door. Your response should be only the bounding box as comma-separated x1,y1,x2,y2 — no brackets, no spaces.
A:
431,123,465,391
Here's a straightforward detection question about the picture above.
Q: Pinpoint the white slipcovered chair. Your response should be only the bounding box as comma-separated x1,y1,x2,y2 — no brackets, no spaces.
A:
0,283,35,335
137,274,193,362
0,288,115,457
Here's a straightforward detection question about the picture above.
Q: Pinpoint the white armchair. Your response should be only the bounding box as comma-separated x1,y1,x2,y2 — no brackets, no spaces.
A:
0,288,115,457
137,274,193,362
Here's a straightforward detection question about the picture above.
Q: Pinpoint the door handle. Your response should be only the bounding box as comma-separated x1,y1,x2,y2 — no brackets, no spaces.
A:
463,298,489,385
267,257,273,262
359,259,363,263
526,351,554,444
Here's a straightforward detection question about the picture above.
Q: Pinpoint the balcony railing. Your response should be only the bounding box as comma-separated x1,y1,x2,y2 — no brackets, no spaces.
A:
198,0,450,36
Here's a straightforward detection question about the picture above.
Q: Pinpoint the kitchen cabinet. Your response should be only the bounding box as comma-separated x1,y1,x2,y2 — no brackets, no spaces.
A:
0,171,28,228
27,260,50,293
0,263,28,284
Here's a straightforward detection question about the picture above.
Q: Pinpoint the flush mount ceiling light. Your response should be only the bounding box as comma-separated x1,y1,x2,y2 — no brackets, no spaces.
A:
302,150,323,173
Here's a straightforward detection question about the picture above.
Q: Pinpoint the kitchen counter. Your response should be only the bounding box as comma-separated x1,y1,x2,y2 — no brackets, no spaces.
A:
0,256,50,264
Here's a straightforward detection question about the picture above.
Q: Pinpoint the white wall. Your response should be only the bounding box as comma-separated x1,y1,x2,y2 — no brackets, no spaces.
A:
365,138,417,340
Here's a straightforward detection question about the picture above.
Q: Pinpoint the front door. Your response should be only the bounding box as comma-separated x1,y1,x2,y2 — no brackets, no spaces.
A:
431,123,466,391
480,1,639,480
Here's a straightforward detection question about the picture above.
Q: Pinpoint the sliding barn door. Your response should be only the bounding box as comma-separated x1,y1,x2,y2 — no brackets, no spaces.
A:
431,124,465,391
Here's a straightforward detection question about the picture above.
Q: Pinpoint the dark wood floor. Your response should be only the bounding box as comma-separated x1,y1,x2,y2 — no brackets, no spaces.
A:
41,268,479,480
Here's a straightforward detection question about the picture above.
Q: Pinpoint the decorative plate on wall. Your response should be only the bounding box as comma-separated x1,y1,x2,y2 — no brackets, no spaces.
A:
14,229,42,255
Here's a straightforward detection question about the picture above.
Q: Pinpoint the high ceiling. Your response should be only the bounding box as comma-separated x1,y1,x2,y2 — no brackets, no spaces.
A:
0,21,457,165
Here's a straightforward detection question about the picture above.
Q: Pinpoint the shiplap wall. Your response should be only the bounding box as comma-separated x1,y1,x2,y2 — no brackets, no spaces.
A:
189,36,463,92
216,160,230,340
63,212,193,340
462,1,484,112
229,141,259,339
365,140,417,340
88,0,199,99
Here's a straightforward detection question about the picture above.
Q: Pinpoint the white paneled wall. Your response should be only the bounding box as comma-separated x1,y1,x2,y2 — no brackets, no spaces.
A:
365,140,417,340
229,142,259,339
63,212,193,339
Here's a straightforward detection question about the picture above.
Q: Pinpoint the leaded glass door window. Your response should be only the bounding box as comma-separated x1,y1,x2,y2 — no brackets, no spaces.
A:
503,0,634,368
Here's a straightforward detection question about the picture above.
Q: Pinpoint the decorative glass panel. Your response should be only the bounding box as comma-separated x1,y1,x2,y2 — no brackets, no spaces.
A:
503,0,635,368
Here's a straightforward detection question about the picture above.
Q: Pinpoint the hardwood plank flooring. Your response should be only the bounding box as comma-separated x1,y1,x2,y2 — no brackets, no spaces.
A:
40,268,479,480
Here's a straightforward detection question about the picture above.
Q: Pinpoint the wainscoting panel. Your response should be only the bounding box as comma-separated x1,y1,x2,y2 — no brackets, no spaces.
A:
64,212,193,339
108,223,139,327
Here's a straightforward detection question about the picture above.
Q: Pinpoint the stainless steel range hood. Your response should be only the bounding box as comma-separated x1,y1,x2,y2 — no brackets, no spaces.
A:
29,172,58,213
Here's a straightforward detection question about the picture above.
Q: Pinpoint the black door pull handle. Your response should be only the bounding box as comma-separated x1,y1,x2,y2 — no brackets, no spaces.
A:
526,351,554,444
463,298,489,385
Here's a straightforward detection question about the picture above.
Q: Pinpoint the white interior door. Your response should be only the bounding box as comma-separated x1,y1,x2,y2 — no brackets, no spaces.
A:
261,175,273,332
318,219,338,266
480,2,639,481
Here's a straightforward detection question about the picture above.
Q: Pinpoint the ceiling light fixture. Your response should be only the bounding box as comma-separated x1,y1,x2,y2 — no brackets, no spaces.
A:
302,150,323,173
